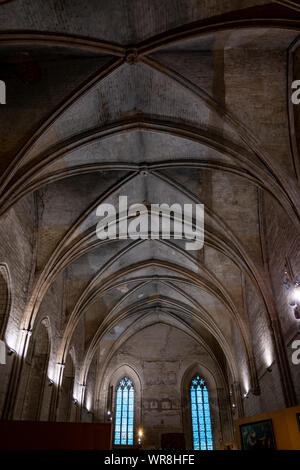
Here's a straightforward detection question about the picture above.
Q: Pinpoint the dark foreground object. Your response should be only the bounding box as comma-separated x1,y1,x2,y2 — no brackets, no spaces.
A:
0,420,112,450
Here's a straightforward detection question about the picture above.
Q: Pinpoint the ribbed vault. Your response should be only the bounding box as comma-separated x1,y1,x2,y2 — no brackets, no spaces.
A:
1,1,299,433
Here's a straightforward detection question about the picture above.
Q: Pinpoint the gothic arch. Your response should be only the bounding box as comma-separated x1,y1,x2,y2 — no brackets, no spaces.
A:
99,363,142,440
0,263,11,340
181,363,231,450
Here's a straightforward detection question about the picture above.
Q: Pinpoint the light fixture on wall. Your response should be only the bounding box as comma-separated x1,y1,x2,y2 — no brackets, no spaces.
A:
73,398,78,406
137,429,143,445
284,258,300,320
266,366,272,373
289,286,300,320
229,387,237,413
48,379,54,387
8,348,15,356
243,392,249,399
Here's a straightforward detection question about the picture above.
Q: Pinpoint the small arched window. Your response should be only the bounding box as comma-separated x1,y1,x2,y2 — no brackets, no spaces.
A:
190,376,213,450
114,377,134,445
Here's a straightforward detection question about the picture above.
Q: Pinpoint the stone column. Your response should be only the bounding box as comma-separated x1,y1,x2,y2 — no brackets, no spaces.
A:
75,383,86,422
249,356,260,396
270,318,296,407
232,382,244,419
48,363,65,421
217,387,234,443
1,329,32,420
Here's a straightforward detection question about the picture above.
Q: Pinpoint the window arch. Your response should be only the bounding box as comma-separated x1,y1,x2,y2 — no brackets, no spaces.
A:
114,376,134,445
190,376,213,450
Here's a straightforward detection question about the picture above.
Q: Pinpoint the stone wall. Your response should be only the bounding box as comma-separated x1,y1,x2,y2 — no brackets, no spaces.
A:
98,323,229,450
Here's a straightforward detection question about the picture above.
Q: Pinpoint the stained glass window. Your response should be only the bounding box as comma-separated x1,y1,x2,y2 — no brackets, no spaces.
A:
190,376,213,450
114,377,134,445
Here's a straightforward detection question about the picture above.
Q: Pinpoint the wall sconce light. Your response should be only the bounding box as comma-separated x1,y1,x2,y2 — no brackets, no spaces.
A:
137,429,143,444
73,398,78,406
8,348,15,356
284,258,300,320
232,403,236,409
267,366,272,373
48,379,54,387
243,392,249,399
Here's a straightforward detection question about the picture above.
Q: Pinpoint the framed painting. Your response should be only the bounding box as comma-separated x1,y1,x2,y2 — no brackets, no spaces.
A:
240,419,276,450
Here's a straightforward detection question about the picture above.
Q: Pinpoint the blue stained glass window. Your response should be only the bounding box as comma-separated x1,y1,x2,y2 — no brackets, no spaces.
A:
190,376,213,450
114,377,134,445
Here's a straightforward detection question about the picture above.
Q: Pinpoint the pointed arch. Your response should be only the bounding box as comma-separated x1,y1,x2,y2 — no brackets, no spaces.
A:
113,376,135,445
99,364,142,445
0,263,11,340
181,363,229,450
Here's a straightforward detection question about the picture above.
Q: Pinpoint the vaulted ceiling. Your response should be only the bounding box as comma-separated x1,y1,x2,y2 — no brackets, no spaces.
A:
1,0,300,400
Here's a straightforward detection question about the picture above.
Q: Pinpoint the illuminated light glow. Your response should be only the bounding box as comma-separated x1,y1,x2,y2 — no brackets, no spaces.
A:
49,363,65,386
291,286,300,304
190,376,213,450
114,377,134,446
241,369,250,396
5,326,30,357
72,383,83,404
264,345,273,368
47,360,61,385
47,367,57,385
16,329,32,357
0,340,5,364
85,393,92,412
4,330,18,353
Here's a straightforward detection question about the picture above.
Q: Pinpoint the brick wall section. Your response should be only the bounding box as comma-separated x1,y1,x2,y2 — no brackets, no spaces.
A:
0,194,35,416
263,192,300,403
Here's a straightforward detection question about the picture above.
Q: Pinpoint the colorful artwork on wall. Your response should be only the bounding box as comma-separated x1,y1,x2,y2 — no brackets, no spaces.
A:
239,419,276,450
